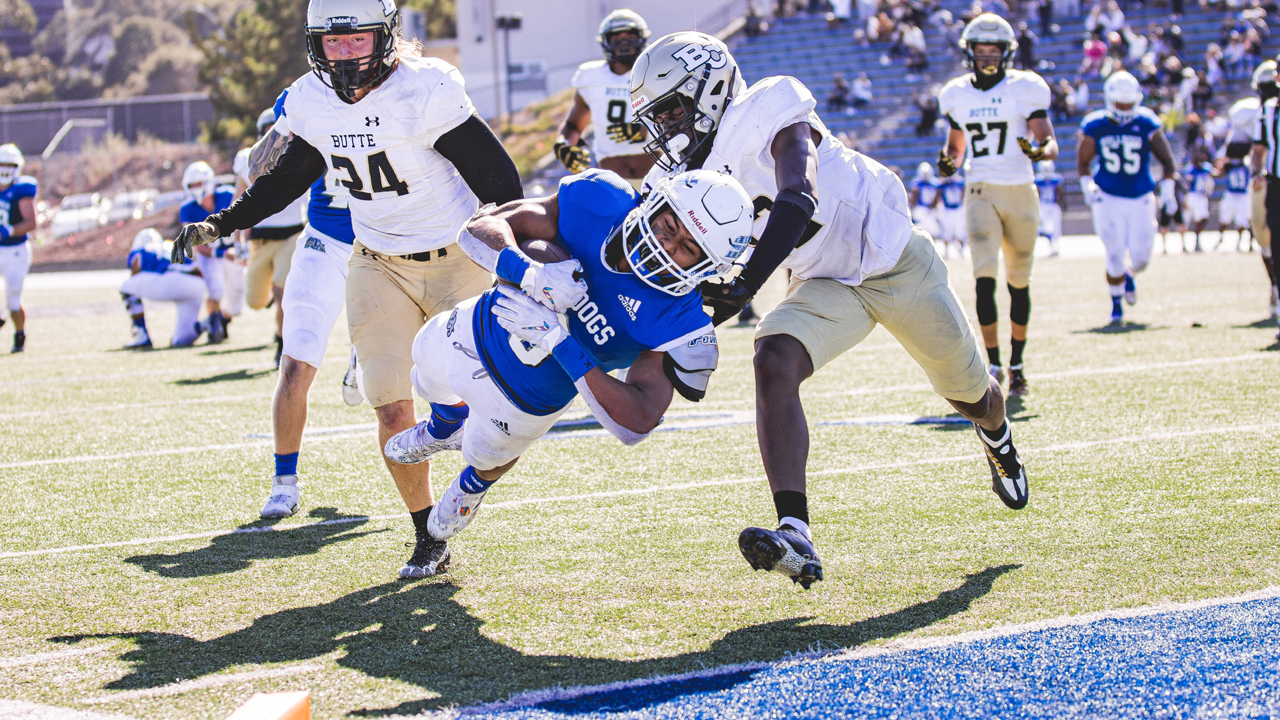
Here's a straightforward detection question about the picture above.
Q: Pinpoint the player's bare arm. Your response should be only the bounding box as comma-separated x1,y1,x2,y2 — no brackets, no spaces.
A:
460,195,585,313
580,350,675,434
247,128,290,183
1150,130,1176,180
1019,116,1058,162
466,196,562,252
1076,132,1096,177
558,93,591,147
940,126,966,176
771,121,821,197
11,196,35,238
1251,142,1268,190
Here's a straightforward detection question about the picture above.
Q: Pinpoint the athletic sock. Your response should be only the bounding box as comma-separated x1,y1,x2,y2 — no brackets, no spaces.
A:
986,346,1001,368
411,505,434,538
274,452,299,477
978,421,1010,446
428,402,469,439
458,466,496,495
132,316,147,331
1009,338,1026,368
773,490,810,528
1109,282,1124,298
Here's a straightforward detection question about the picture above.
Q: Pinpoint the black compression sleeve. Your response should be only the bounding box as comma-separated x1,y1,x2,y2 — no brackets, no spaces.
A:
434,114,524,205
739,189,816,293
208,135,326,236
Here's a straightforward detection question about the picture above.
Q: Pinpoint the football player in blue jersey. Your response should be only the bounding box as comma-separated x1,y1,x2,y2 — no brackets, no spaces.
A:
1182,147,1216,253
179,161,237,343
1077,71,1176,325
1217,156,1253,251
1034,160,1064,256
909,162,942,249
0,143,36,353
383,169,751,549
936,170,967,257
119,229,207,348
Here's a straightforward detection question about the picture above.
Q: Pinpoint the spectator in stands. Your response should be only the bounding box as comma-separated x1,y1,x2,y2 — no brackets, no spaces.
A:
1102,31,1128,76
830,0,853,22
1061,0,1080,21
914,90,940,135
857,0,878,23
852,72,874,108
828,72,851,112
1037,0,1054,37
1085,4,1104,36
1224,31,1248,78
1017,22,1039,69
1168,25,1184,56
1192,69,1214,109
1137,53,1162,89
1081,34,1107,76
1124,27,1147,63
1177,66,1199,111
1051,79,1072,120
745,5,770,36
1206,44,1226,87
1148,25,1170,58
1100,1,1126,35
1245,27,1265,70
1072,79,1091,113
1170,0,1183,17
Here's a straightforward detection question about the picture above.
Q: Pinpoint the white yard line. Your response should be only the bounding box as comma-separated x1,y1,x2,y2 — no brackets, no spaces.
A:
0,645,110,669
4,420,1277,560
0,394,271,422
79,664,322,705
0,363,275,388
0,699,137,720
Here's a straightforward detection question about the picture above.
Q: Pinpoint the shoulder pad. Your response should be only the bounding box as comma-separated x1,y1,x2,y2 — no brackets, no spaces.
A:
663,330,718,402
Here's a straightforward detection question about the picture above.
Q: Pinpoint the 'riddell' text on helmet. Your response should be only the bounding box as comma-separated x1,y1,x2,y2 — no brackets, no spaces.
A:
305,0,399,104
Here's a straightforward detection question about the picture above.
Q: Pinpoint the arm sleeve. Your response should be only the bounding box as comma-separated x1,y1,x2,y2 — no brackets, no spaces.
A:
434,114,524,206
573,377,654,446
206,134,326,236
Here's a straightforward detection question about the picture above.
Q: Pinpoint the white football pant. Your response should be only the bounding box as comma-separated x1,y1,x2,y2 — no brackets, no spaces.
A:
0,241,30,312
937,207,966,244
1091,191,1156,277
1038,203,1062,241
120,271,206,346
1184,192,1210,223
1219,192,1251,228
409,295,571,472
193,252,223,303
221,256,245,317
281,226,352,368
912,206,941,239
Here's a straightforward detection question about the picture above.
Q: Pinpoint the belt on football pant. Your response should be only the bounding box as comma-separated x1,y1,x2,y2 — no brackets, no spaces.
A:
359,245,449,262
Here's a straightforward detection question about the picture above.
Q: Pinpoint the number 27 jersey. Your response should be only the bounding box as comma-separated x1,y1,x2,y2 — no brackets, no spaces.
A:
1079,107,1160,198
938,69,1051,185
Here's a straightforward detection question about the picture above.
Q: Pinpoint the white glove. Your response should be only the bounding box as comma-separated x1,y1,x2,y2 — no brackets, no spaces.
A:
1157,178,1176,211
522,259,588,313
1079,177,1101,205
492,285,568,352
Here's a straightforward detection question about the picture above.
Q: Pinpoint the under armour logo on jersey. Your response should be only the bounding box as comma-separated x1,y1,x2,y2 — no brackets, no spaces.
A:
618,295,642,321
992,97,1002,103
365,116,380,127
672,43,728,72
491,419,510,435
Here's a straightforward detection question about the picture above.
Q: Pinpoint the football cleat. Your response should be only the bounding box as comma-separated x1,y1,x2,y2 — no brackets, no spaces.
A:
1269,287,1278,320
400,535,450,578
977,423,1029,510
427,476,488,540
273,335,283,370
260,475,300,518
989,364,1005,385
1123,273,1137,306
738,525,824,589
1110,299,1124,325
1007,364,1028,395
206,312,226,345
384,420,463,465
342,347,363,406
124,327,152,350
10,332,24,354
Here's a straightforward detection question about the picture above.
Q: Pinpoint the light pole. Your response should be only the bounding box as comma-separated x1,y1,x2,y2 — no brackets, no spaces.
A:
495,14,522,134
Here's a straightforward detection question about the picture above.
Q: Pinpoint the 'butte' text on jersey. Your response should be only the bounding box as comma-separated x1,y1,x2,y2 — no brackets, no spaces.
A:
939,69,1052,185
572,60,645,161
1080,108,1161,198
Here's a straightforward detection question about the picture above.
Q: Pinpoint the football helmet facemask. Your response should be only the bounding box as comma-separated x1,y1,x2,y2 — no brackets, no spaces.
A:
1103,71,1143,124
621,169,753,297
182,161,216,201
305,0,399,104
598,9,650,66
630,32,745,172
0,143,24,187
1252,60,1278,96
960,14,1017,77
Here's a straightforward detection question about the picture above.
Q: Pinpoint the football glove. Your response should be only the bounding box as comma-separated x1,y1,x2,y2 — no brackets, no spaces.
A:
606,121,647,144
523,259,588,314
1157,177,1176,209
937,149,958,178
492,285,567,352
701,278,756,327
1079,177,1102,205
554,139,592,174
171,221,221,263
1017,136,1047,162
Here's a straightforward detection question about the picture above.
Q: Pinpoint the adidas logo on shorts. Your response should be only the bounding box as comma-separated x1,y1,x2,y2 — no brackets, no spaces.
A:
491,419,510,435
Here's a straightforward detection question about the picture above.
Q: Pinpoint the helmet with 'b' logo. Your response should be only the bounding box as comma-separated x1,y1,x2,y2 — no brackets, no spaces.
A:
629,32,746,171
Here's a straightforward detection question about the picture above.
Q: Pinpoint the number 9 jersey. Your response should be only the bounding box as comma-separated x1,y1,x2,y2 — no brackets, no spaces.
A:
938,69,1051,185
1079,107,1161,198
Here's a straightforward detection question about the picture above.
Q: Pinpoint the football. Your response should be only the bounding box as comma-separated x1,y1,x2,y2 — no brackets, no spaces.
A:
519,239,571,264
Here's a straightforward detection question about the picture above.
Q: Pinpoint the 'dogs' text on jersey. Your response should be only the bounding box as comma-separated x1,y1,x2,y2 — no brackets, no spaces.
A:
0,175,36,246
938,69,1052,185
1080,107,1161,198
472,170,717,416
644,76,913,286
912,177,938,208
1035,171,1062,204
939,175,965,208
573,60,646,161
271,91,356,245
278,56,479,255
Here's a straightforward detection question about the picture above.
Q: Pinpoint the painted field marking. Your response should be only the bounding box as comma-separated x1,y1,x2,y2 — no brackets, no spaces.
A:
3,420,1277,560
0,394,271,422
0,699,138,720
80,664,322,705
0,362,275,388
0,644,110,669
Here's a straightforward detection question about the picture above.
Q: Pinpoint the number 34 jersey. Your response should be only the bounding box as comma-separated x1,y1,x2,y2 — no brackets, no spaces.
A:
276,56,479,255
1079,107,1161,199
938,69,1052,185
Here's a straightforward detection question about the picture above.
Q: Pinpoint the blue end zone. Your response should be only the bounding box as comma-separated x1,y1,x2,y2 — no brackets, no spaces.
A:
473,596,1280,719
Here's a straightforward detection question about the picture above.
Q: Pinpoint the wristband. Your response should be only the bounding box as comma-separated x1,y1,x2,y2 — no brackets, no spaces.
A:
495,246,534,285
550,335,597,381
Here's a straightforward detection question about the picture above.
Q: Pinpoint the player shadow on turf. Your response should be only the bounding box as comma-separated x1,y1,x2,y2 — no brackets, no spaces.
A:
50,564,1017,714
1231,317,1279,329
171,368,274,385
197,344,272,356
122,508,387,578
1075,322,1167,335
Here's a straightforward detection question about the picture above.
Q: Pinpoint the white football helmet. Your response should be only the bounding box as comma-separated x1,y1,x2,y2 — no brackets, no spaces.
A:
131,227,164,252
182,161,217,201
598,9,650,66
915,161,934,179
959,14,1017,76
1252,60,1277,91
622,169,753,296
1103,71,1143,124
256,107,277,136
630,31,746,171
0,143,24,187
1036,159,1054,176
305,0,399,103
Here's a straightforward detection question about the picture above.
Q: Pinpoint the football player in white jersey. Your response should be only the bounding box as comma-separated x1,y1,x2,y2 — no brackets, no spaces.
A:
1233,61,1279,317
172,0,523,580
0,143,36,353
233,107,307,367
633,32,1030,590
555,9,654,186
938,14,1057,396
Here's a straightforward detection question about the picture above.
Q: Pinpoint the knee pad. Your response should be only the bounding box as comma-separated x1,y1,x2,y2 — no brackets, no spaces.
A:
120,292,143,316
975,277,998,326
1008,284,1030,326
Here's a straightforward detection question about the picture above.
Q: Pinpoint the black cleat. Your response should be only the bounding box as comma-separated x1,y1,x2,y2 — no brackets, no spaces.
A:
399,535,450,579
273,334,284,370
11,331,24,354
1007,365,1028,396
739,525,823,589
977,424,1029,510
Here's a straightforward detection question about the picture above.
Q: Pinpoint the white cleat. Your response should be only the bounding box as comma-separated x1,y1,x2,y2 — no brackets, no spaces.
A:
384,420,464,465
260,475,300,518
1123,273,1137,306
989,364,1005,385
342,347,363,406
427,478,488,540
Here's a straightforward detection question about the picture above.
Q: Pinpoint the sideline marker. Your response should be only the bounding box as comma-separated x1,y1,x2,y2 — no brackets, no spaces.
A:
227,691,311,720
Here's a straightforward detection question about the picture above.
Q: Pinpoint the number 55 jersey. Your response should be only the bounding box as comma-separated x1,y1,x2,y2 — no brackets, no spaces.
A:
276,55,479,255
938,69,1051,185
1079,107,1161,198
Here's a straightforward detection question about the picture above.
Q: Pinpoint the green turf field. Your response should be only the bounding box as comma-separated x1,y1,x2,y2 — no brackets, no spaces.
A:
1,241,1277,719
